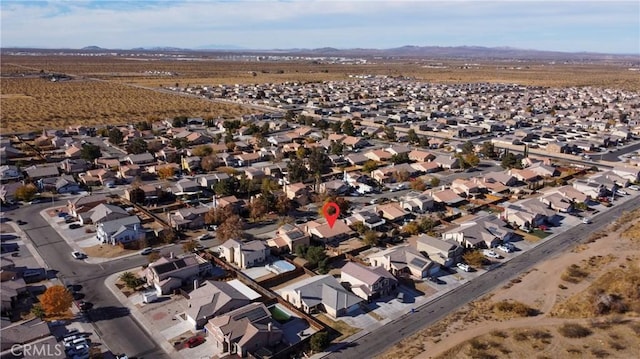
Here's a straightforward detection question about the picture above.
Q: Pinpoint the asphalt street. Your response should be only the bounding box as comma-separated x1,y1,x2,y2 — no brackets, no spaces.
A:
324,195,640,359
4,200,171,359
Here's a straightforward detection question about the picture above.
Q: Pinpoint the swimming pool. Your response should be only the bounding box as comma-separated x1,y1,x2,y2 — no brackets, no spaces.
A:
267,260,296,274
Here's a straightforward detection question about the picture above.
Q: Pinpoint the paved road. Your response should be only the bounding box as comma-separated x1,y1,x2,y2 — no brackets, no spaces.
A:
324,196,640,359
4,201,171,359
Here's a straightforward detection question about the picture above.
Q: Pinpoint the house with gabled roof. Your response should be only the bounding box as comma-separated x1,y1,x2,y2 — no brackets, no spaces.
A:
539,192,572,212
278,274,362,318
267,224,310,253
67,193,110,218
143,253,213,295
442,214,514,249
502,199,555,229
186,280,252,329
408,150,435,163
124,152,155,165
89,203,129,224
168,206,209,230
96,215,144,245
305,219,354,244
367,245,439,279
415,234,463,268
218,239,270,269
400,191,434,213
25,165,59,181
340,261,398,302
205,302,283,358
364,149,392,162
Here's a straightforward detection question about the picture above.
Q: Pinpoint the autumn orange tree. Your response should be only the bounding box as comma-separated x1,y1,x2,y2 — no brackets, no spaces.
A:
157,166,175,180
40,285,73,316
14,184,38,202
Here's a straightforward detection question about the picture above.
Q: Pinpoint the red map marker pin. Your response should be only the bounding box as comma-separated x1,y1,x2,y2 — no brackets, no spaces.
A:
322,202,340,228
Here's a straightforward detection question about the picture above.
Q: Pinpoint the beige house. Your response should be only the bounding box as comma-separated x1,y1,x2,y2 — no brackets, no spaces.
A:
205,303,283,358
218,239,269,269
415,234,463,267
267,224,310,253
143,254,213,295
186,280,251,329
340,262,398,302
367,245,439,279
278,275,362,318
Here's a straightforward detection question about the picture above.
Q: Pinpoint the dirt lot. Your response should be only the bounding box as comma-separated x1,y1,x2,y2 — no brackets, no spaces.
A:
378,209,640,359
2,55,638,133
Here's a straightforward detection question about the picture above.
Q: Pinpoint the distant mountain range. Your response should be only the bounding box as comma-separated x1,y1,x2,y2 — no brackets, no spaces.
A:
10,45,639,61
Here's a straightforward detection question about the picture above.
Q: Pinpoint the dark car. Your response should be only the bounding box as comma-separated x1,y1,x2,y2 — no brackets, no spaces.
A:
78,301,93,311
16,220,27,225
69,223,81,229
184,336,205,348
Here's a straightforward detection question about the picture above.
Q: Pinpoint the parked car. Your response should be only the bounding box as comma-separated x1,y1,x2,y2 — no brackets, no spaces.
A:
140,247,154,255
616,190,628,195
78,300,92,311
184,336,205,348
456,262,471,272
69,223,81,229
197,233,212,241
582,217,592,224
628,185,640,191
57,212,68,218
483,249,501,259
496,244,513,253
16,220,27,225
71,251,86,260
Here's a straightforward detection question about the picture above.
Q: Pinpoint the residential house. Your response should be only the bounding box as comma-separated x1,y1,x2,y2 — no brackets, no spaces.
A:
451,178,483,197
400,191,434,213
502,199,555,229
212,195,244,211
364,149,392,162
25,165,59,181
367,245,439,279
67,194,110,218
89,203,129,225
197,173,230,190
376,202,409,223
124,153,155,165
346,208,386,230
0,182,22,204
1,272,27,317
168,206,210,230
171,179,201,196
284,182,310,205
84,168,116,186
186,280,252,329
342,136,368,149
318,179,350,195
345,153,369,166
96,215,144,245
415,234,463,267
428,188,466,206
118,164,142,182
556,185,589,204
509,168,544,190
143,254,213,295
305,219,354,244
572,180,608,199
539,192,573,212
59,159,89,175
205,302,282,358
278,274,362,318
433,155,460,169
0,165,21,182
442,215,514,249
408,150,435,163
181,156,201,173
340,261,398,302
243,167,265,181
267,224,310,253
218,239,270,269
411,161,441,174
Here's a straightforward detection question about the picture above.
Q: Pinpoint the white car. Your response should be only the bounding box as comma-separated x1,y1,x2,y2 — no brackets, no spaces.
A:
483,249,501,259
582,217,592,224
456,262,471,272
496,245,513,253
628,185,640,191
140,247,154,255
197,233,212,241
71,251,86,260
616,190,628,195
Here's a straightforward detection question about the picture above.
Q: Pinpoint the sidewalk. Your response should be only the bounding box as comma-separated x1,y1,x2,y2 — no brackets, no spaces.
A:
104,271,181,358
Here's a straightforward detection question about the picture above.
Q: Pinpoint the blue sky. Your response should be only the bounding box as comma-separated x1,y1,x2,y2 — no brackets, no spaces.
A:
1,1,638,54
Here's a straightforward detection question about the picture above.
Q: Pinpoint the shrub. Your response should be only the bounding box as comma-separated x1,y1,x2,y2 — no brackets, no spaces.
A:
558,323,592,338
489,330,508,338
493,300,538,317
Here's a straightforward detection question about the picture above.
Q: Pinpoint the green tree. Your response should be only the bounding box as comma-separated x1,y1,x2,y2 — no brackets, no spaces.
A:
461,141,475,155
305,246,327,267
128,187,145,204
192,145,213,157
80,143,102,162
391,153,410,164
407,129,419,144
501,152,522,169
214,179,232,196
363,230,379,246
352,221,367,235
108,128,124,145
308,147,330,175
119,271,142,290
480,141,498,159
362,160,379,173
341,119,355,136
126,138,148,155
310,332,330,353
31,304,45,319
287,157,308,182
430,176,441,188
464,153,480,168
182,240,199,253
15,184,38,201
383,126,397,141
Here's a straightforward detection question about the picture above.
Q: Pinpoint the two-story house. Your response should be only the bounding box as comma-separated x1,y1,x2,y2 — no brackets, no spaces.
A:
340,261,398,302
218,239,269,269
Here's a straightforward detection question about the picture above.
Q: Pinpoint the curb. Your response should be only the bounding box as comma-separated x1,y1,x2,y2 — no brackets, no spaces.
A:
104,271,181,358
